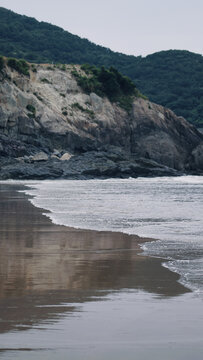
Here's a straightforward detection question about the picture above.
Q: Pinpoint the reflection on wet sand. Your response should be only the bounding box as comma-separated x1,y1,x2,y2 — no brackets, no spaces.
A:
0,184,189,334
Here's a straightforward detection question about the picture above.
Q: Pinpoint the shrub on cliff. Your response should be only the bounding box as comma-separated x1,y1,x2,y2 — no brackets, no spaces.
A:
0,55,4,71
7,58,29,76
26,104,36,114
72,65,146,113
26,104,36,118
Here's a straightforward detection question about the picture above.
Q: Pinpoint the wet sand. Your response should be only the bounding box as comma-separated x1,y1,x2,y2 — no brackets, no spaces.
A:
1,184,202,360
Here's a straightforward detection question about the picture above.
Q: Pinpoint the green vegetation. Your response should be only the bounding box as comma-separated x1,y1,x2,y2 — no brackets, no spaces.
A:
40,78,51,84
59,64,66,71
54,64,66,71
72,65,144,113
31,64,37,72
0,7,203,124
26,104,36,118
27,112,35,118
33,92,43,101
71,102,85,111
0,55,4,71
131,51,203,126
71,102,95,118
26,104,35,113
7,58,29,75
117,96,134,113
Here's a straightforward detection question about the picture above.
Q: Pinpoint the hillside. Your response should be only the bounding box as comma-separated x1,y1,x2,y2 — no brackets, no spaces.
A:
0,57,202,179
132,51,203,126
0,7,203,126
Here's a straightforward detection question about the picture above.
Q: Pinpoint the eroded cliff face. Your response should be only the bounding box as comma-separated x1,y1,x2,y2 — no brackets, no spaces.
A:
0,63,202,179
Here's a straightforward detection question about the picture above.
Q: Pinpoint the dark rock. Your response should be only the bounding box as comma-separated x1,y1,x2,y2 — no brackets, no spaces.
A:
191,144,203,170
0,149,182,180
0,64,203,179
0,161,63,180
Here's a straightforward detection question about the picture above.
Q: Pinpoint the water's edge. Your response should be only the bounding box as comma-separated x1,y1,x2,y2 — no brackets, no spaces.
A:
20,182,191,294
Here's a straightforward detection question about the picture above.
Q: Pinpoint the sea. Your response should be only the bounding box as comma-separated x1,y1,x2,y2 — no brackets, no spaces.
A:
0,175,203,359
19,175,203,294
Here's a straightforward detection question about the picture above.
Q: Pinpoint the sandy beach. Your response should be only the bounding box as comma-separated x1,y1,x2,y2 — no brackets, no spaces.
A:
0,183,202,360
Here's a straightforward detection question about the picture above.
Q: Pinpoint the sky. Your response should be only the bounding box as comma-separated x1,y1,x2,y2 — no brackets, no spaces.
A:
0,0,202,57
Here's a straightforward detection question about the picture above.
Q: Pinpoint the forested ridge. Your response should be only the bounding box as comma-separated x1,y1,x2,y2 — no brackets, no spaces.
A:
0,7,203,125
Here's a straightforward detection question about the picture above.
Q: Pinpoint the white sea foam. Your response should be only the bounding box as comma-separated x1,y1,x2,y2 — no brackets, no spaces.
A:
1,176,203,293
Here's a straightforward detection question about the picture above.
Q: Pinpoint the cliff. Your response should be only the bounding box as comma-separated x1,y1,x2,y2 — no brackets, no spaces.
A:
0,61,202,179
1,7,203,126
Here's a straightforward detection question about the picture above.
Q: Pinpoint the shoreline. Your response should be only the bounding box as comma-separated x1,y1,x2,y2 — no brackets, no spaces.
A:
2,183,203,360
0,183,190,335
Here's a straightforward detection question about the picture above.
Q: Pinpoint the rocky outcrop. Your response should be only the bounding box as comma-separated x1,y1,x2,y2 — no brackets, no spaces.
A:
0,63,202,179
0,146,181,180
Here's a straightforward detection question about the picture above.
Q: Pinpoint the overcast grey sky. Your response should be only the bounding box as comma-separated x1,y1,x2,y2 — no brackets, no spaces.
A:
0,0,202,56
